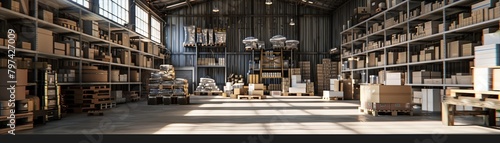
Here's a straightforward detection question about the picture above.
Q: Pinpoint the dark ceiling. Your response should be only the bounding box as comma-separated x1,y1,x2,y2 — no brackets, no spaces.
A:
145,0,350,14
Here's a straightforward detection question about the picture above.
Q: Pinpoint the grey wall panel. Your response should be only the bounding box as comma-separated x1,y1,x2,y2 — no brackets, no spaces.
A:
167,0,334,80
332,0,365,48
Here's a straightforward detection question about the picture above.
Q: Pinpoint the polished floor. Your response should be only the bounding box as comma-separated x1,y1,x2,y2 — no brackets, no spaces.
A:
21,96,500,134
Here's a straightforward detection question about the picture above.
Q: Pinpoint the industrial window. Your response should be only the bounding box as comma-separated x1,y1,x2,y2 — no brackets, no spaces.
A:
151,17,161,43
135,5,149,37
99,0,129,25
71,0,90,8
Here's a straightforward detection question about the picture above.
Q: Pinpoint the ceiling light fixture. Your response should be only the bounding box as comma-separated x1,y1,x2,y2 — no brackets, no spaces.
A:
290,18,295,26
302,0,307,2
308,1,313,4
213,7,219,12
265,0,272,5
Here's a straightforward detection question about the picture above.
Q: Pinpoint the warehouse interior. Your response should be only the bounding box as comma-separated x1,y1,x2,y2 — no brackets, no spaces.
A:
0,0,500,134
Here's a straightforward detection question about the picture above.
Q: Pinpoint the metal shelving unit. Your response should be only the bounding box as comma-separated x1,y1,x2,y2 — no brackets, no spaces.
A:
194,45,227,89
340,0,496,89
0,0,166,115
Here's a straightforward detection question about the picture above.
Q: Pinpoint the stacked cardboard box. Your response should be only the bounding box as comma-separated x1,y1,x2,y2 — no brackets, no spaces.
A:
130,70,140,82
38,9,53,23
83,21,99,37
474,44,500,67
111,70,120,82
34,28,53,54
299,61,311,80
57,69,76,83
282,78,290,92
412,71,441,84
0,69,28,100
53,42,67,55
54,18,79,31
412,91,422,104
249,84,264,96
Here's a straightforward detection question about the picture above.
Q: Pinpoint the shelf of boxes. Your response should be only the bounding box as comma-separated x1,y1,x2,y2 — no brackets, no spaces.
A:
0,0,167,108
341,0,500,111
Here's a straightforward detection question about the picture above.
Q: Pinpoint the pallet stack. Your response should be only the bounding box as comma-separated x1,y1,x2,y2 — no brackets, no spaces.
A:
62,85,116,113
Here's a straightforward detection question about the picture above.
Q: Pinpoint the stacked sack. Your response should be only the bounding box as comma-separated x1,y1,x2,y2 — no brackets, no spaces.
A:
149,65,188,97
196,78,221,92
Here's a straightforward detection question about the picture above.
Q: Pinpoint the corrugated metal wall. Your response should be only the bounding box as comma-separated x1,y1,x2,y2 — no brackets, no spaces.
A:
166,0,333,85
332,0,366,47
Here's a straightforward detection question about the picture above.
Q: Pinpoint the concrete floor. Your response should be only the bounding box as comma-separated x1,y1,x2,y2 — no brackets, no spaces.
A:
21,96,500,134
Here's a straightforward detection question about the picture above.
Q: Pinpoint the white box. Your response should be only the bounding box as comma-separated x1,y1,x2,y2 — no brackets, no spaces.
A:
493,69,500,90
270,91,281,96
119,74,127,82
386,72,404,85
291,75,302,87
294,83,307,88
483,32,500,45
330,79,341,91
456,75,472,84
474,68,492,91
289,87,306,93
422,89,442,112
413,91,422,98
323,91,344,98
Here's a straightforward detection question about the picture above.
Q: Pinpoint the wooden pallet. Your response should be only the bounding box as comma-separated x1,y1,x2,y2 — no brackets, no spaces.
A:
194,91,223,96
66,85,108,90
87,110,104,116
238,95,262,100
0,112,34,134
450,89,500,100
366,109,413,116
96,102,116,110
283,92,314,96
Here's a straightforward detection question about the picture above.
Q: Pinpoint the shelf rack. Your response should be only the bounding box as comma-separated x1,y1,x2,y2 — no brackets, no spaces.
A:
193,44,227,90
0,0,166,111
340,0,497,89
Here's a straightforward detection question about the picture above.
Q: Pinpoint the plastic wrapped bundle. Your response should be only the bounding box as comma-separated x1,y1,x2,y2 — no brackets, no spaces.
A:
257,41,265,49
270,35,286,49
285,40,299,50
160,64,175,71
201,29,209,45
215,31,226,45
208,29,214,45
183,25,196,47
196,28,204,44
150,89,161,96
175,78,188,84
242,37,258,50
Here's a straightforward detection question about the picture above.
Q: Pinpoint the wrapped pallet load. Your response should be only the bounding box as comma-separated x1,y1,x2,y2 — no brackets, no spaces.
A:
183,25,196,47
270,35,286,49
242,37,259,51
285,40,299,50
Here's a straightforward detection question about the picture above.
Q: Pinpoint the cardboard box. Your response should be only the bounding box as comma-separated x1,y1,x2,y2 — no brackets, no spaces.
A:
249,84,264,91
80,70,108,82
413,71,441,84
461,43,473,56
111,70,120,82
412,55,419,62
10,0,20,12
0,69,28,86
456,75,472,84
130,70,139,82
493,69,500,90
0,85,26,100
474,68,492,91
36,28,53,54
119,74,127,82
397,52,406,64
38,9,53,23
250,90,264,95
21,41,31,50
388,52,398,65
386,72,404,85
360,85,412,104
54,49,65,55
448,41,463,58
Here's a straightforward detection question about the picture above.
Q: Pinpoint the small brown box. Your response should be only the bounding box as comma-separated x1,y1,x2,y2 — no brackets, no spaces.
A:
54,42,66,50
38,9,53,23
22,41,31,50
